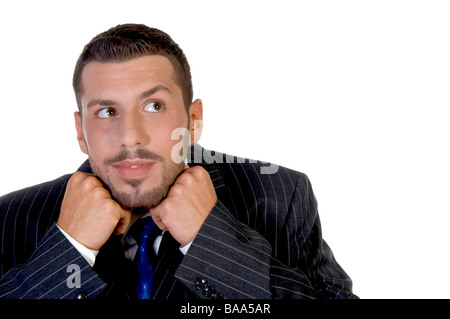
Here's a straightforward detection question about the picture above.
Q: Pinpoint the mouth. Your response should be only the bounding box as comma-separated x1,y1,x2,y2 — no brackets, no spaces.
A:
112,159,155,180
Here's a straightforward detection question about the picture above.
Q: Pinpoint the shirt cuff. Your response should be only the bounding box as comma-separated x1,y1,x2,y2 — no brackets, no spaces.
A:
179,242,192,255
56,225,99,267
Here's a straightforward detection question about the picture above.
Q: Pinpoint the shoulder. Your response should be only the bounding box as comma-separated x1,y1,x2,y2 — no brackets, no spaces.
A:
0,173,72,274
0,173,72,211
0,171,76,241
188,145,314,210
189,144,310,188
0,160,90,212
0,164,87,275
0,173,73,248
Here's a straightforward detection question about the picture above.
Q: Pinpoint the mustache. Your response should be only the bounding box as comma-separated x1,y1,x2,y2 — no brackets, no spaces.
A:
104,149,163,165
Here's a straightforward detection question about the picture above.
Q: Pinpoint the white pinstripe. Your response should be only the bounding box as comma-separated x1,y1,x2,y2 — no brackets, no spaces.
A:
0,191,18,275
23,184,43,252
176,263,259,299
0,147,357,299
22,254,84,298
0,236,76,298
189,242,271,281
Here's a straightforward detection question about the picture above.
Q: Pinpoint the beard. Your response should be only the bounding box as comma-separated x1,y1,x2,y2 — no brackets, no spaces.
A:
89,148,185,213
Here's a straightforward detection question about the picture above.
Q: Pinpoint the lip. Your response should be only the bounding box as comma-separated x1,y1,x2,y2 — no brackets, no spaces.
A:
112,160,155,180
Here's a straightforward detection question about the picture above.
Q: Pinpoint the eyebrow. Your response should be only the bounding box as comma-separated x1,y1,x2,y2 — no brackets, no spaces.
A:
139,85,172,99
86,85,172,109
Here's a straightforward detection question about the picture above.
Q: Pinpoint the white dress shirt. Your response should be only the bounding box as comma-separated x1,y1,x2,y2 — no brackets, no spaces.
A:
57,225,192,267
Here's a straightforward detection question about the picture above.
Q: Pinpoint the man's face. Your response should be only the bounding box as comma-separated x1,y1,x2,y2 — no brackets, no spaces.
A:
75,55,201,211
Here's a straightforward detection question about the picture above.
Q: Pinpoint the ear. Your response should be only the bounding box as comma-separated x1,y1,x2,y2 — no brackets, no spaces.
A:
189,99,203,146
74,112,89,155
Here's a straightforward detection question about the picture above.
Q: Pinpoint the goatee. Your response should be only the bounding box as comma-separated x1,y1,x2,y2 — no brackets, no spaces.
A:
89,149,185,213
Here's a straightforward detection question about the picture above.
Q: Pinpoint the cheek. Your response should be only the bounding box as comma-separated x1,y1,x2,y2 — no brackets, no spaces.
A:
151,120,189,155
152,125,180,151
83,126,117,159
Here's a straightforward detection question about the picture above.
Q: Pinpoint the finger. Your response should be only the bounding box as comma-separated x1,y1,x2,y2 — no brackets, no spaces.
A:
150,207,166,231
114,209,131,235
151,216,167,231
174,165,206,187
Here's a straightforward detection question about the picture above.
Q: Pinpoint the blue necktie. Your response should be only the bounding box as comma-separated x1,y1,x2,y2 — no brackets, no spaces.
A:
136,217,158,299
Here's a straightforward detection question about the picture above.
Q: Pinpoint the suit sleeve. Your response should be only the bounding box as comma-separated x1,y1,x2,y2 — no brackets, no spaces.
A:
174,173,358,299
175,199,273,298
0,224,107,299
271,173,357,299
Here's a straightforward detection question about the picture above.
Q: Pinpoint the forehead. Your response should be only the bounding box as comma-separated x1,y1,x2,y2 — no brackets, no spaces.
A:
80,55,180,106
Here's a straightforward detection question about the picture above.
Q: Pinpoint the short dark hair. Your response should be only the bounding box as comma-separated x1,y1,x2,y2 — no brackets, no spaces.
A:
72,24,193,113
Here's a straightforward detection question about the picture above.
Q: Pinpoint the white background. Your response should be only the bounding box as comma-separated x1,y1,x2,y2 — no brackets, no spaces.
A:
1,0,449,298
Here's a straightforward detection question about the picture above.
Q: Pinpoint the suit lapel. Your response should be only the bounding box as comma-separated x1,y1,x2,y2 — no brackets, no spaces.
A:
94,235,137,299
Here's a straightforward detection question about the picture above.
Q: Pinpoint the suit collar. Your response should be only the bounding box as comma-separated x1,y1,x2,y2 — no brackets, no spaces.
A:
186,145,232,212
186,144,227,191
77,159,93,174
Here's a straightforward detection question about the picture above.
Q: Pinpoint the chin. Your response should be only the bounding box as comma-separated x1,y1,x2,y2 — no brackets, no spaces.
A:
111,186,168,211
89,156,185,211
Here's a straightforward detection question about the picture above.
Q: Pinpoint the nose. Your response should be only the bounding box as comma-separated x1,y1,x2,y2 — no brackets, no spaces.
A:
118,110,150,148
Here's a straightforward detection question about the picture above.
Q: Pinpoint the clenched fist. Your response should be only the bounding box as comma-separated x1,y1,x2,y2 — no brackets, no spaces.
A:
57,172,131,250
150,165,217,247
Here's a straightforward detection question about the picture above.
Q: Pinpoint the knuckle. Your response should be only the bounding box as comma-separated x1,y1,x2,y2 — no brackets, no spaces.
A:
180,173,194,186
170,183,183,194
91,185,108,200
83,176,102,192
69,171,86,185
191,166,208,177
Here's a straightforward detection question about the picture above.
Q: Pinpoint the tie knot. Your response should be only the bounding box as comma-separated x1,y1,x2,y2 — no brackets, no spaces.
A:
140,218,158,245
129,216,159,247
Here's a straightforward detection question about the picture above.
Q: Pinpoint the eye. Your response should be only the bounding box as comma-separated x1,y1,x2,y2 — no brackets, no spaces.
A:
97,107,116,118
144,101,164,113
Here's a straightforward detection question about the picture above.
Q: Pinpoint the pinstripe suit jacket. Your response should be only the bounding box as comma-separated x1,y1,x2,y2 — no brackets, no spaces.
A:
0,145,357,299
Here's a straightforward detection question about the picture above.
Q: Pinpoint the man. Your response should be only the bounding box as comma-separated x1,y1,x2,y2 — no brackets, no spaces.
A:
0,24,357,299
